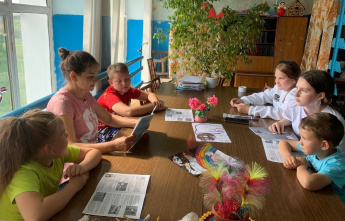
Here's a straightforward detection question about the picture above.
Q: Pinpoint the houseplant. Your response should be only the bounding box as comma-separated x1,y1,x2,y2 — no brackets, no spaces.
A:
160,0,270,85
199,161,270,220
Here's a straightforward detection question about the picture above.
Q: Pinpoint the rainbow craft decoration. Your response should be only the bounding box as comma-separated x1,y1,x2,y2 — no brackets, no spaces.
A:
195,143,218,169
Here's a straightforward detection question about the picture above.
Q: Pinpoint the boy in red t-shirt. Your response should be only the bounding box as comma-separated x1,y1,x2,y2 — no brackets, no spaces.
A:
97,62,166,130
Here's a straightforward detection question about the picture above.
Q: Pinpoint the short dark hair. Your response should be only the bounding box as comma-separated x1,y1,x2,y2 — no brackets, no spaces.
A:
107,63,129,80
299,113,344,147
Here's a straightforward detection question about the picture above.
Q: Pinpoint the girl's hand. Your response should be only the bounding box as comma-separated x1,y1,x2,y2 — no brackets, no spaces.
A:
112,135,136,151
236,103,250,114
269,121,285,134
283,156,299,169
230,98,244,107
68,173,88,192
64,164,86,179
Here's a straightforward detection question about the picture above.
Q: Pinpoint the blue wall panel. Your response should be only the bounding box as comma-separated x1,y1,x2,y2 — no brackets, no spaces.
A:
52,14,83,90
127,19,143,85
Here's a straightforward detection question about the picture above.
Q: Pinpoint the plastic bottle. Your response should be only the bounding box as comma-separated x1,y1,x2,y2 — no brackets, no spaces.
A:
171,71,176,85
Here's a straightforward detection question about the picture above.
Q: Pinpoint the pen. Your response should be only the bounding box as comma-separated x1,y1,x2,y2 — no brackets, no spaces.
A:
151,104,157,115
137,214,151,221
115,218,121,221
143,214,151,221
124,215,132,221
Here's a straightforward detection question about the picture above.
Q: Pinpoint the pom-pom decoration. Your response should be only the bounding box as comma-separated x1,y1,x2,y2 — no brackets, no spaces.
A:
199,161,270,220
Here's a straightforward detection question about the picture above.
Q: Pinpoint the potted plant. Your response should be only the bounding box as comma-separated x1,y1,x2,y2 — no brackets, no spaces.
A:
157,0,269,87
199,161,270,220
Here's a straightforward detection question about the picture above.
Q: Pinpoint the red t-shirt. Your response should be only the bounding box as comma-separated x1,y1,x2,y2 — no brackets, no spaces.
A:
97,86,141,129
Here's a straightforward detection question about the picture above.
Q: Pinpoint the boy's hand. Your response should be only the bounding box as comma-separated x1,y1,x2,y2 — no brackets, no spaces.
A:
64,164,86,178
152,100,164,109
296,157,308,167
112,135,136,151
230,98,243,107
236,103,250,114
156,105,167,111
283,156,299,169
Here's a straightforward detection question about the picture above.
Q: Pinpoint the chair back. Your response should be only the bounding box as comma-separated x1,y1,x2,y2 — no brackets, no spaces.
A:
152,50,168,75
147,58,156,80
151,76,161,92
217,75,225,87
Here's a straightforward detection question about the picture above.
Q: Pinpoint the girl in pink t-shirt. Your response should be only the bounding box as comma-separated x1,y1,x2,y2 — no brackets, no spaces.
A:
47,48,137,153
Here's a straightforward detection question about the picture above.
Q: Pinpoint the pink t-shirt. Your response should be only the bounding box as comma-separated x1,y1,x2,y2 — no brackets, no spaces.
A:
47,88,99,143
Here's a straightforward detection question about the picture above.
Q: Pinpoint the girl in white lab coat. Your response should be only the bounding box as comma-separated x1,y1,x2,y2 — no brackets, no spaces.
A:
230,61,301,120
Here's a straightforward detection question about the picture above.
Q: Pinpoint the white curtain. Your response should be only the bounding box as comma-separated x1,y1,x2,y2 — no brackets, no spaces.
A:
83,0,102,63
142,0,152,82
111,0,127,63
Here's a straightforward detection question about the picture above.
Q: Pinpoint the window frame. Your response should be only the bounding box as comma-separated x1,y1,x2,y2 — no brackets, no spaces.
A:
0,0,54,110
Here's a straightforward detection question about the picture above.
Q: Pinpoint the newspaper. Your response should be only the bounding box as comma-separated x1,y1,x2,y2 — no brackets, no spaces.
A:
83,173,150,219
249,127,298,141
262,139,305,163
165,108,194,122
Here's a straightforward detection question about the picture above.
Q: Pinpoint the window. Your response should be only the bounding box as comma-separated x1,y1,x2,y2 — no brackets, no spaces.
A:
0,0,53,116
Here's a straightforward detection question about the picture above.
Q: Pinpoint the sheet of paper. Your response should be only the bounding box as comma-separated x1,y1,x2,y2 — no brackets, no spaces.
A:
165,108,194,122
192,123,231,143
262,138,305,163
178,75,203,83
249,127,298,140
83,173,150,219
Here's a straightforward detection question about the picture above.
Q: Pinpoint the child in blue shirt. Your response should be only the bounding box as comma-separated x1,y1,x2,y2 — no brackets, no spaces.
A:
279,112,345,203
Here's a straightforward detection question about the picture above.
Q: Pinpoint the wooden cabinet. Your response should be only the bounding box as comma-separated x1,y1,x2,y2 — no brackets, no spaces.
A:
234,16,309,89
234,73,275,89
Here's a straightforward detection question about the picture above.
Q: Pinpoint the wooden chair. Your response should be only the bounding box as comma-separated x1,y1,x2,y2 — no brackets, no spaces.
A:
147,58,162,92
151,76,161,92
147,58,157,80
217,75,225,87
139,83,152,106
152,50,169,78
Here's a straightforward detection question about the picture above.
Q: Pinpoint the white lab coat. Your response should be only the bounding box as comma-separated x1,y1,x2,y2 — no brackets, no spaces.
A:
240,85,295,120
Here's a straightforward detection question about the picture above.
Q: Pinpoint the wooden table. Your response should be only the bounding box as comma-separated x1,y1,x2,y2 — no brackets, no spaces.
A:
51,83,345,221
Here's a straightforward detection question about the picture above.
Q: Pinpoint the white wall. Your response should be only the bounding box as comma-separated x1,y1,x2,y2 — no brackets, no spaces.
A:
52,0,84,15
127,0,144,20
